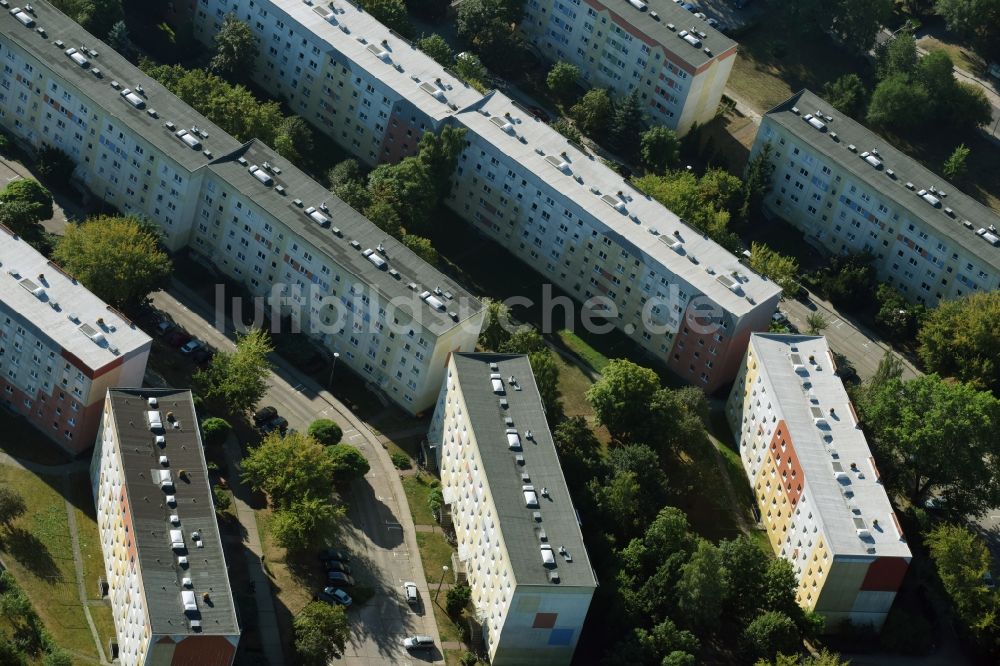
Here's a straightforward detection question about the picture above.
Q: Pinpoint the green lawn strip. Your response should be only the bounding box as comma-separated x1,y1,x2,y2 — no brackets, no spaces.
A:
401,473,438,527
89,603,117,654
0,465,97,658
415,531,454,585
556,329,610,373
430,599,463,644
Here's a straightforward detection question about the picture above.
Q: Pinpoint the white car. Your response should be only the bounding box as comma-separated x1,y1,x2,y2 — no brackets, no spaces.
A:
180,339,202,354
771,311,788,324
403,581,418,605
403,635,434,650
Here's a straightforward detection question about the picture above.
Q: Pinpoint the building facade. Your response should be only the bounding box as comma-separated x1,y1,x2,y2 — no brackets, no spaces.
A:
0,1,484,415
427,353,596,665
91,388,240,665
753,89,1000,306
178,0,778,392
521,0,737,134
726,334,911,631
0,227,150,453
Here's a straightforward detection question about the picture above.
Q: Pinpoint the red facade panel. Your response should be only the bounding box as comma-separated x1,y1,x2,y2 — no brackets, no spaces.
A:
860,557,909,593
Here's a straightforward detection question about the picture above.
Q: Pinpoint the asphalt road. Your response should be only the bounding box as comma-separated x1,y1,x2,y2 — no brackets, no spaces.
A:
150,284,444,665
778,290,920,382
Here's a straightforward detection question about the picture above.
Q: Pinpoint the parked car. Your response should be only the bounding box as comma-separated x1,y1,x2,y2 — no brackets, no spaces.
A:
191,348,214,365
180,339,202,354
317,586,353,606
166,331,192,348
326,571,355,587
403,635,434,651
326,561,351,575
155,320,175,336
318,548,351,563
527,106,550,122
403,581,418,605
771,311,788,324
253,406,278,426
984,572,996,590
261,415,288,434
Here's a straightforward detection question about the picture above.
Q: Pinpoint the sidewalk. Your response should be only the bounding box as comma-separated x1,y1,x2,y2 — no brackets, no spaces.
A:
222,434,285,666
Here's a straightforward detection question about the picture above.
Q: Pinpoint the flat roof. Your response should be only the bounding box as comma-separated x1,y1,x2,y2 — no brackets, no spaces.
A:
451,353,596,588
765,90,1000,275
0,1,243,171
206,141,482,334
267,0,485,120
106,388,240,636
0,227,151,371
585,0,738,70
749,334,911,559
456,91,782,316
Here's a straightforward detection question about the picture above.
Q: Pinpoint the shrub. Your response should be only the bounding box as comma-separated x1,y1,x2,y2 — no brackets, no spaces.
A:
390,451,412,470
34,146,75,187
428,487,444,520
201,417,232,446
213,486,232,512
308,419,343,446
446,583,472,618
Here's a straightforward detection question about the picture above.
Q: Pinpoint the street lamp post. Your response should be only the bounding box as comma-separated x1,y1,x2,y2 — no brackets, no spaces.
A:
326,351,340,388
434,565,450,602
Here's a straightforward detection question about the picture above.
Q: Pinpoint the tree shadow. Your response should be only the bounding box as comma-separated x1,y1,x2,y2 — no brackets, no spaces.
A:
0,526,60,580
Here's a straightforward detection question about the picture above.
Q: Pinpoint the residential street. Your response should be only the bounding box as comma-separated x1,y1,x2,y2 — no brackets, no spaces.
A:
150,283,444,665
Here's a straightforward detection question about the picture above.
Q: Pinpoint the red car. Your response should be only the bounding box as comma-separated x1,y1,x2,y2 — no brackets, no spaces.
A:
528,106,551,122
166,331,192,348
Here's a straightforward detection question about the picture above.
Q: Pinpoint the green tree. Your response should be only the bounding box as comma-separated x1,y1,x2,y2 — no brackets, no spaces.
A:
52,0,123,38
0,588,31,622
241,431,336,507
934,0,1000,61
194,328,274,415
361,0,412,36
326,159,363,189
274,116,315,165
719,536,771,625
634,169,736,249
552,416,604,487
875,284,925,341
677,539,724,630
365,199,404,238
867,73,931,131
918,291,1000,393
826,0,894,56
743,611,801,661
478,298,515,350
640,126,681,174
456,0,527,73
586,359,661,444
0,200,44,240
602,445,670,536
335,180,371,212
271,495,340,552
875,33,918,81
528,350,564,423
212,486,232,512
106,20,134,61
328,445,371,484
617,506,696,618
570,88,614,137
416,125,467,201
211,14,259,79
1,178,54,219
294,601,350,665
551,118,582,144
200,417,232,446
819,253,877,310
609,89,644,161
806,312,828,335
417,33,454,66
401,234,439,265
34,146,75,186
53,215,171,310
42,649,73,666
0,636,24,666
821,73,868,117
546,61,580,104
925,523,999,634
742,142,775,222
446,583,472,617
942,143,970,181
857,374,1000,513
0,487,27,528
749,242,799,295
608,618,699,666
308,419,343,446
452,51,489,87
367,159,435,234
496,327,546,354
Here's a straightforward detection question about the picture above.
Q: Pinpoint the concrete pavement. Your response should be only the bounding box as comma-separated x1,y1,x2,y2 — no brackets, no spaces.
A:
150,282,444,664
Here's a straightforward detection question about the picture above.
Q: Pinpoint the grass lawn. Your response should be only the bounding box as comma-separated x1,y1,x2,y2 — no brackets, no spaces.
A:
0,408,73,465
917,35,982,76
727,14,872,114
555,329,610,373
0,465,97,659
401,473,439,527
415,531,454,585
89,604,116,654
431,599,463,644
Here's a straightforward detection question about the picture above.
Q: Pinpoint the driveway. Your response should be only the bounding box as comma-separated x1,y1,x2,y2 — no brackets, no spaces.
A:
149,283,444,665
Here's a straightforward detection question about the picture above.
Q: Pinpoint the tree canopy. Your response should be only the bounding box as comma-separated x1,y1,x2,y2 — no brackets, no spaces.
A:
53,215,172,310
749,242,799,295
925,523,999,639
307,419,343,446
640,126,681,175
50,0,123,38
328,445,371,484
210,14,259,79
546,61,580,104
271,495,341,552
857,373,1000,514
570,89,614,137
821,73,868,118
0,178,53,241
294,602,350,665
586,359,661,444
194,328,274,415
456,0,527,73
934,0,1000,61
417,33,454,66
360,0,412,37
917,290,1000,394
241,431,336,508
0,488,27,528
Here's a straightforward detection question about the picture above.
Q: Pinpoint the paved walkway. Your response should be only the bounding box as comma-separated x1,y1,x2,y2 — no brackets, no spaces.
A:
64,489,110,666
222,434,285,666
